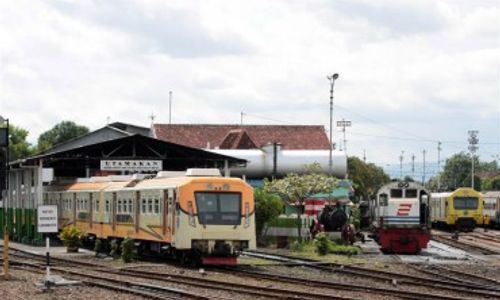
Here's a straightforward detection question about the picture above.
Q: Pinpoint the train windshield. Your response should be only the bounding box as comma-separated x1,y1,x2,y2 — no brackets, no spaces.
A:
195,192,241,225
453,197,478,210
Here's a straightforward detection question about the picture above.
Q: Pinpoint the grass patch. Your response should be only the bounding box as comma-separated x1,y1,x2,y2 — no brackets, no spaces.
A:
287,233,360,259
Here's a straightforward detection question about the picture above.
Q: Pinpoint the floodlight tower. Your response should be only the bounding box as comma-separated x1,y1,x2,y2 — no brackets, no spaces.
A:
468,130,479,189
327,73,339,174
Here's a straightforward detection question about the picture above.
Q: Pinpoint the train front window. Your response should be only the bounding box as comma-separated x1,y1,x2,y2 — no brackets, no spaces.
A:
390,189,403,198
195,192,241,225
405,189,417,198
453,197,478,209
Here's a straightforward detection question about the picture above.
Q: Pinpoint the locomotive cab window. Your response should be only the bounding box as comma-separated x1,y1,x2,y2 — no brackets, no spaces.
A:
453,197,478,210
405,189,417,198
390,189,403,198
195,192,241,225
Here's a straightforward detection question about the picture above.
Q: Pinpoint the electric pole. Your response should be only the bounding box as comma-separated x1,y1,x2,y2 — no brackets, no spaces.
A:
399,151,404,180
437,141,442,190
411,154,415,180
422,149,426,186
336,119,351,153
168,91,172,125
363,149,366,163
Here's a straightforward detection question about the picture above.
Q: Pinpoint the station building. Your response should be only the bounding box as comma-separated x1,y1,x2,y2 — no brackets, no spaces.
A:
0,122,245,245
1,121,350,244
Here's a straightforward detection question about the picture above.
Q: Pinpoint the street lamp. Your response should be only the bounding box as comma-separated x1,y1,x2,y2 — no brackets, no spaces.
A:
327,73,339,174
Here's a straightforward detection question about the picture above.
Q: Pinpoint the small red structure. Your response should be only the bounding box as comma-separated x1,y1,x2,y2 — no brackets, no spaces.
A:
377,227,430,254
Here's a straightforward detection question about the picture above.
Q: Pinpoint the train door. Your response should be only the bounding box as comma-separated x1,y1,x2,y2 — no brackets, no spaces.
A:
171,189,177,238
419,191,429,226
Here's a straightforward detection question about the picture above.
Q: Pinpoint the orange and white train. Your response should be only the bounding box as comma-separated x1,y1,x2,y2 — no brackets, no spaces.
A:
43,169,256,265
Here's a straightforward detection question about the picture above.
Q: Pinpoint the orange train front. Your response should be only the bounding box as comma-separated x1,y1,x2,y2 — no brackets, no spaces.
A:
43,169,256,265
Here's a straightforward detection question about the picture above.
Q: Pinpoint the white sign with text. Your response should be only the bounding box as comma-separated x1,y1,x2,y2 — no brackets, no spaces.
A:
100,160,163,172
37,205,58,233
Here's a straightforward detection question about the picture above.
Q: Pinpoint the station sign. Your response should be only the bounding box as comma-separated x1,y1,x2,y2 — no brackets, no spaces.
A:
100,160,163,172
37,205,58,233
336,120,352,127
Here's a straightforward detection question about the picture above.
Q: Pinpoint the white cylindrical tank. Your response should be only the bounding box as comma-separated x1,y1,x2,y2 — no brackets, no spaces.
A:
207,148,347,178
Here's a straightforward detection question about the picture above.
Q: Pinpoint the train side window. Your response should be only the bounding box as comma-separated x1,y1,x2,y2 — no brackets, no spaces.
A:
148,198,153,214
117,200,122,213
128,199,133,213
154,198,160,214
95,199,99,212
141,199,146,214
380,194,388,206
105,199,110,212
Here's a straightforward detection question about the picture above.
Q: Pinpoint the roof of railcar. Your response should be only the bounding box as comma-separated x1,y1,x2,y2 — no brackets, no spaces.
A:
377,181,428,193
46,176,250,192
46,181,132,192
432,188,482,199
483,191,500,198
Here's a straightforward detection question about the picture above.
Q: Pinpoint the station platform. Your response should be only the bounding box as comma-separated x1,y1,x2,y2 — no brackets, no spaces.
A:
355,235,382,255
0,239,93,257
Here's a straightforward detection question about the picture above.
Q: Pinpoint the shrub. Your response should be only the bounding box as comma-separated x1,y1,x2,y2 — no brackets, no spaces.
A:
330,244,360,256
110,239,120,259
59,226,85,251
94,238,102,256
121,237,135,263
314,233,360,256
314,233,334,255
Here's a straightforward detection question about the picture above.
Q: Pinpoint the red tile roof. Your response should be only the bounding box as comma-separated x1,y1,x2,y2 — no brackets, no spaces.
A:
153,124,330,150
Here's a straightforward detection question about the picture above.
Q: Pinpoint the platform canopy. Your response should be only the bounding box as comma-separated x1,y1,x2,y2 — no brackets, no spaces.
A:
11,134,246,177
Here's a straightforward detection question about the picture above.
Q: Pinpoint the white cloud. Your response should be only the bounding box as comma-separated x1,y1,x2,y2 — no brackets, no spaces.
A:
0,0,498,167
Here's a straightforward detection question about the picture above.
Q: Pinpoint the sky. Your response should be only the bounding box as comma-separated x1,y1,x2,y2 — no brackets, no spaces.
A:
0,0,499,178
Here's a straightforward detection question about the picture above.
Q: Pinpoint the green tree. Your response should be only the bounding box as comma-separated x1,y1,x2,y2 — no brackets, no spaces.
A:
254,188,283,239
37,121,89,152
8,125,35,161
440,153,480,190
348,157,390,202
264,165,338,240
483,176,500,191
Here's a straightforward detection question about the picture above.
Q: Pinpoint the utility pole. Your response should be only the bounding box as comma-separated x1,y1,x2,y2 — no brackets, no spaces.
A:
437,141,442,190
399,151,404,180
327,73,339,174
336,119,351,153
468,130,479,189
363,149,366,163
168,91,172,125
411,154,415,180
149,112,156,125
422,149,426,186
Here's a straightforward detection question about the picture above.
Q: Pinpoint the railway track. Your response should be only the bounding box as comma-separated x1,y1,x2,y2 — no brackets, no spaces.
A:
10,260,205,300
240,250,500,300
408,264,500,289
1,247,352,300
431,234,500,255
